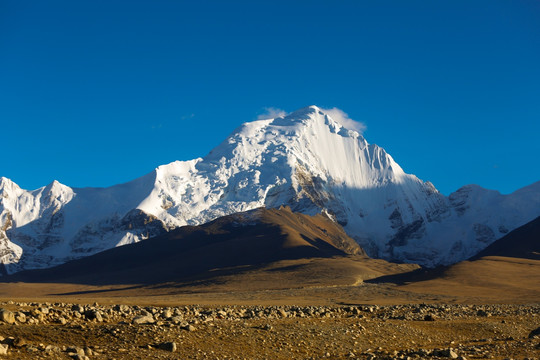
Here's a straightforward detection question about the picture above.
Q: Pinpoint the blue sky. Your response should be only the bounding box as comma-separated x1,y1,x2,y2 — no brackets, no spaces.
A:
1,1,539,195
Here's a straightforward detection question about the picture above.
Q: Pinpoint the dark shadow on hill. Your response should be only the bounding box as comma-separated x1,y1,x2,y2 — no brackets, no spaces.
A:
364,266,446,285
367,216,540,286
49,285,145,296
0,209,356,287
470,216,540,261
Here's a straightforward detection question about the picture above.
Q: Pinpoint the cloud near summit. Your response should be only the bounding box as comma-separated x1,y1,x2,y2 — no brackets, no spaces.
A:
256,107,288,120
256,106,366,134
320,107,366,133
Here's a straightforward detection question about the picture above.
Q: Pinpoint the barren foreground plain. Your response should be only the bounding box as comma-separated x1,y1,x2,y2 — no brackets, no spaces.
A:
0,210,538,359
0,254,538,360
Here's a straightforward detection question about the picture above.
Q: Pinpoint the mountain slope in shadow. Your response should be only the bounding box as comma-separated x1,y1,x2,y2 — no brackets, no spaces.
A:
1,207,380,287
369,216,540,302
470,216,540,260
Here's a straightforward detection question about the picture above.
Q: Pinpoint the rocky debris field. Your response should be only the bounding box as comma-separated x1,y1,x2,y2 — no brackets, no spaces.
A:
0,301,538,359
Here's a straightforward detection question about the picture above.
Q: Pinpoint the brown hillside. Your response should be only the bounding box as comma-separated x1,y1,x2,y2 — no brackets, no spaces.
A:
391,216,540,302
471,216,540,260
1,207,417,293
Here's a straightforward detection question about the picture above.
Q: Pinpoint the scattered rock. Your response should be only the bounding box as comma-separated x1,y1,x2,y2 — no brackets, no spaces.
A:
158,341,177,352
71,355,90,360
0,301,537,359
71,304,84,313
181,324,196,331
133,314,155,325
0,309,15,324
15,312,26,323
66,346,85,356
162,309,173,318
528,326,540,338
85,309,103,322
171,316,183,324
12,337,27,348
436,348,459,358
114,304,129,313
45,345,61,354
39,307,50,314
477,310,491,317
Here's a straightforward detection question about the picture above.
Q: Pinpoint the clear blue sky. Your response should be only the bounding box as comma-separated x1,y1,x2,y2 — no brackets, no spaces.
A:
1,1,539,195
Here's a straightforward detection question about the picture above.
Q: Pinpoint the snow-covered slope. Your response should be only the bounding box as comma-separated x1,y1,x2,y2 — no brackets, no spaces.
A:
1,106,539,272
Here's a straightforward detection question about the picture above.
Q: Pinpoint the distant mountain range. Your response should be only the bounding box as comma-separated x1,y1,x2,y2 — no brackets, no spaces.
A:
367,214,540,302
471,215,540,260
1,105,539,273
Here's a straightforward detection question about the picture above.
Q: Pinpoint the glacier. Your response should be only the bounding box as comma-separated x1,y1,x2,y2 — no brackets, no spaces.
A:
1,105,539,273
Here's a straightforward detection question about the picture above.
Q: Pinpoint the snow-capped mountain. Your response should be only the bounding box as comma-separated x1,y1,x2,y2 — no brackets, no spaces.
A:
1,106,539,273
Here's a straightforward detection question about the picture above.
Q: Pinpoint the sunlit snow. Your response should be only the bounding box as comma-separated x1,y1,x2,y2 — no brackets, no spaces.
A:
1,106,539,273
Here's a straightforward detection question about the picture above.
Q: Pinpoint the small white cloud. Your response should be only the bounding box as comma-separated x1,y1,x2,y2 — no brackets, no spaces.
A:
181,113,195,120
257,107,288,120
321,107,366,133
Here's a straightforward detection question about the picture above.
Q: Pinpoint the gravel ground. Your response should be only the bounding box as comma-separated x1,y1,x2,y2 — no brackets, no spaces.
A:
0,301,538,359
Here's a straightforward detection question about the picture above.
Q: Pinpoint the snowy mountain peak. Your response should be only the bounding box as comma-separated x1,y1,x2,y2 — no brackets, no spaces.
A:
41,180,75,206
0,177,20,194
1,105,539,273
44,179,69,192
268,105,360,137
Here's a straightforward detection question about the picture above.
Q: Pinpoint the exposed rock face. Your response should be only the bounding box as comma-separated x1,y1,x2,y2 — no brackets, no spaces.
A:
1,106,540,272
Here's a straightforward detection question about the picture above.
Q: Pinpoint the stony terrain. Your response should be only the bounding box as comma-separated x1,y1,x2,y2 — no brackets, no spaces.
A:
0,301,538,359
0,207,537,359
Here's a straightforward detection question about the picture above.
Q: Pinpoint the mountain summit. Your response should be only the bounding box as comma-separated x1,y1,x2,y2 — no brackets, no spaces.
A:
1,106,539,273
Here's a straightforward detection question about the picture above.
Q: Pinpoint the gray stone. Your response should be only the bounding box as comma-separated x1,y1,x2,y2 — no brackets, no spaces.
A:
158,341,177,352
71,305,84,313
71,355,90,360
66,346,85,356
477,309,491,317
528,326,540,338
85,309,103,322
39,307,50,314
15,312,26,323
114,304,129,313
171,316,183,324
181,324,195,331
133,314,155,324
0,309,15,324
45,345,61,353
436,348,459,358
0,344,7,355
12,337,27,348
